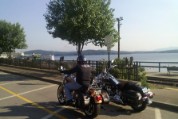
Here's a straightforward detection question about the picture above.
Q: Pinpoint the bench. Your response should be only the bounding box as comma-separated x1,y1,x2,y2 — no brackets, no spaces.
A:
167,66,178,75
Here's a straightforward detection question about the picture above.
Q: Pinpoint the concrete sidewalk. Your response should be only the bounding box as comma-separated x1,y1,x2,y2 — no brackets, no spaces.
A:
146,72,178,87
0,65,178,111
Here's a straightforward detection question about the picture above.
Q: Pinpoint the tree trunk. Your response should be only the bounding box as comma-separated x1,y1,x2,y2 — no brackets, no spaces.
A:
7,52,12,59
77,43,84,56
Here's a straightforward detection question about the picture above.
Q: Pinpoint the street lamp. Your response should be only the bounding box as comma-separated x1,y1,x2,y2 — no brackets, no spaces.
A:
117,17,123,59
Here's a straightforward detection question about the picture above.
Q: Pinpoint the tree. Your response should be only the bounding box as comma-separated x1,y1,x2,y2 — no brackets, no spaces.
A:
44,0,118,55
0,20,27,58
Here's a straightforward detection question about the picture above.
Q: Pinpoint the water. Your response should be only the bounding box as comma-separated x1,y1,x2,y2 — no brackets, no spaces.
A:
55,53,178,72
55,53,178,62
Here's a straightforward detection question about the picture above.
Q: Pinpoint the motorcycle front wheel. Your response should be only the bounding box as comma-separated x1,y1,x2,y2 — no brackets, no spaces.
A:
84,99,101,118
57,85,65,104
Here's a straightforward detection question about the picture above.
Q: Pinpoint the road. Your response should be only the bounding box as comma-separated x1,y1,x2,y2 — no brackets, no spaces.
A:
0,71,178,119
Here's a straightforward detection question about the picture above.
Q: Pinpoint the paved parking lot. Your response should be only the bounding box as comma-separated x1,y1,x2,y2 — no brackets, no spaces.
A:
0,71,178,119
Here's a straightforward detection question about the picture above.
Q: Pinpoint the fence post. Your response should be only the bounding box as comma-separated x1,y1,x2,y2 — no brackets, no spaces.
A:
48,60,51,69
135,62,138,81
96,61,98,75
159,62,161,72
88,60,90,65
40,59,42,69
108,60,111,68
127,67,130,80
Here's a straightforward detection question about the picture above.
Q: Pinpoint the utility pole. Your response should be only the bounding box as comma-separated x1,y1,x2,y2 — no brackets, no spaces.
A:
117,17,123,59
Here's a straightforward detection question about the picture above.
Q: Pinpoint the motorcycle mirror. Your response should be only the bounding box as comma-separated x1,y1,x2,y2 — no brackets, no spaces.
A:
60,66,64,71
111,60,114,64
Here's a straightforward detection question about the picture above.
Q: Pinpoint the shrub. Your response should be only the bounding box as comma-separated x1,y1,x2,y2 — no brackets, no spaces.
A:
109,58,149,87
138,67,149,87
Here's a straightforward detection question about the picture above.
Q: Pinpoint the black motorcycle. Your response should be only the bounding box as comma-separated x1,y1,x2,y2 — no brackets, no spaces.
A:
93,66,154,112
57,67,103,118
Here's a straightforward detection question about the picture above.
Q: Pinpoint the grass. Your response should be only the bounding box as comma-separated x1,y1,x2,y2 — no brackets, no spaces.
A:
148,83,178,89
148,83,166,89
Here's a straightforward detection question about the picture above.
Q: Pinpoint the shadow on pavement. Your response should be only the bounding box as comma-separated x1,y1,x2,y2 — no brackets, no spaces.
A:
149,101,178,113
0,101,59,119
101,103,134,114
0,100,138,119
0,73,31,82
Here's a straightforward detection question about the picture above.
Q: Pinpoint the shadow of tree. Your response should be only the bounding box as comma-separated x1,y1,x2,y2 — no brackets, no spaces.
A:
0,101,59,119
0,72,31,82
0,72,52,86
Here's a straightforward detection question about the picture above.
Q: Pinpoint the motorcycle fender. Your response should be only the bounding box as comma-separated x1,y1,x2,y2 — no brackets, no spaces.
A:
101,90,110,104
83,96,90,105
143,97,152,105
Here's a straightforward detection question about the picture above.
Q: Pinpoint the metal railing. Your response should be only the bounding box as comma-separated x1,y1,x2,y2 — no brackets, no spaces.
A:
136,61,178,72
0,58,139,80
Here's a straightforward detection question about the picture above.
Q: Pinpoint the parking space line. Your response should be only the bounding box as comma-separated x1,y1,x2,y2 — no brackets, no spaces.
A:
155,108,162,119
0,85,67,119
0,81,25,86
41,106,67,119
0,84,56,101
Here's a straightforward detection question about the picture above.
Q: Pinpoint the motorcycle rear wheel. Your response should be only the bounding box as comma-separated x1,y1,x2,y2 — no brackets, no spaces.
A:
131,92,147,112
84,100,101,118
57,85,65,104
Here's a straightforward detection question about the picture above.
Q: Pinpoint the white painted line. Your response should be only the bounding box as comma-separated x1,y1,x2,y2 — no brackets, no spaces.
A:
41,106,67,119
155,108,162,119
0,81,25,86
0,84,56,101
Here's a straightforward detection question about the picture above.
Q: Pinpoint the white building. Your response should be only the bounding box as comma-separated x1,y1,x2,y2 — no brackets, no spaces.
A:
41,54,55,60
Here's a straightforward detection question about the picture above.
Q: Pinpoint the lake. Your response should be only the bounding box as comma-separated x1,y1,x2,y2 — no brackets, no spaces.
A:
55,53,178,62
55,53,178,72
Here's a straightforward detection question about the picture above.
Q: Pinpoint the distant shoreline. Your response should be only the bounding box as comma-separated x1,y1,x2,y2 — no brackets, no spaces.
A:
24,49,178,56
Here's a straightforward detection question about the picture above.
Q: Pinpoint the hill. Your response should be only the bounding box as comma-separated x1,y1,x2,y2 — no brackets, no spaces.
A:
24,49,178,56
24,49,131,56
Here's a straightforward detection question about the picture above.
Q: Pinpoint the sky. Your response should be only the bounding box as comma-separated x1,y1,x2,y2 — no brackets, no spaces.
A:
0,0,178,52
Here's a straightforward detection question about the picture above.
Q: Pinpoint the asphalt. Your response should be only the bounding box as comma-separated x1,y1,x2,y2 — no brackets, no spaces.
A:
0,65,178,111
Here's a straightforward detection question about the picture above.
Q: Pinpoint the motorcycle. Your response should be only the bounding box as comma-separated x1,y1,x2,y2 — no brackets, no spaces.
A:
93,65,154,112
57,66,103,118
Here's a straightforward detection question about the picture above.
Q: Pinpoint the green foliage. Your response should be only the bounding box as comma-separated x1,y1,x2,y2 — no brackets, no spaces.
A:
44,0,118,54
109,58,149,87
0,20,27,56
110,67,120,78
138,67,149,87
110,58,132,79
96,60,108,73
32,54,41,60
